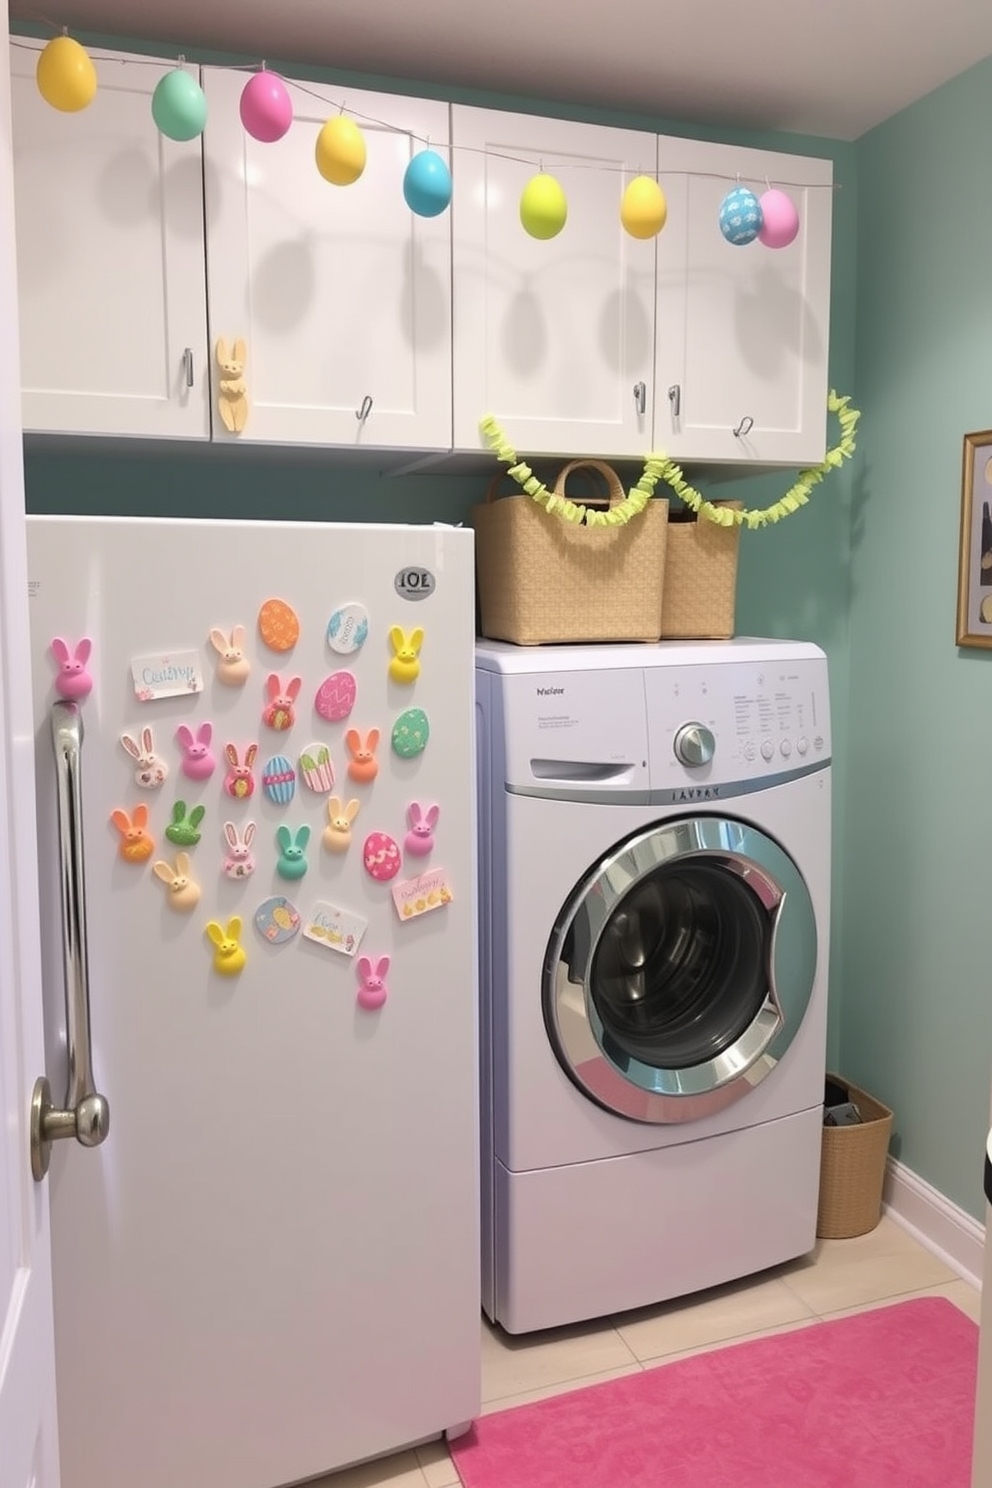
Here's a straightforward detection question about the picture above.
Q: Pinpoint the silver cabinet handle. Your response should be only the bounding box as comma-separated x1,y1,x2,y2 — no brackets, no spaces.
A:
668,383,681,418
356,394,373,423
733,415,754,438
633,381,646,416
183,347,194,388
31,702,110,1181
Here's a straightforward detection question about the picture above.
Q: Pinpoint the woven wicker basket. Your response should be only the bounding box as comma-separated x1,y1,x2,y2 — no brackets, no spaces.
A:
473,459,669,646
660,503,742,640
816,1076,894,1240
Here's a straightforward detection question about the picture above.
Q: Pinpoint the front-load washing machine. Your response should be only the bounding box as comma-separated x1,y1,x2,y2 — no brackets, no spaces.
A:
476,638,831,1334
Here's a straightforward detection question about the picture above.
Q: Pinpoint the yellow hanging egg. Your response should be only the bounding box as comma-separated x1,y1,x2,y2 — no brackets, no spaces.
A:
620,175,667,240
315,115,367,186
519,173,568,240
36,34,97,113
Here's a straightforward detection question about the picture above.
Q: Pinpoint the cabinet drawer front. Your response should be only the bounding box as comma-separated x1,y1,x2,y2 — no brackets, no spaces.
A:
11,46,209,439
655,137,833,466
452,105,659,459
203,71,452,450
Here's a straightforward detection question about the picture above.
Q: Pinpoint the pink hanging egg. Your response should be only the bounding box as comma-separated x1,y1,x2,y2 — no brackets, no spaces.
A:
758,189,800,249
239,71,293,143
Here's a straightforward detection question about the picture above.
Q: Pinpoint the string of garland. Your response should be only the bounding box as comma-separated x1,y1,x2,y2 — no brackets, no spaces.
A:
479,390,860,529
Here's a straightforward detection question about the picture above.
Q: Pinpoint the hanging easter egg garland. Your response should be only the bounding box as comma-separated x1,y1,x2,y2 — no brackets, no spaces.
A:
479,392,860,530
24,32,829,239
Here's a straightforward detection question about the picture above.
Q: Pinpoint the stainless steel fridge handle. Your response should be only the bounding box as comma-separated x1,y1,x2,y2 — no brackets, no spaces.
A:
31,701,110,1181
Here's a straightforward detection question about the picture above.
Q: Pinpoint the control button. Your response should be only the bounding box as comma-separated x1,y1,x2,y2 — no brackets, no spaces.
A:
760,740,775,761
673,722,716,768
814,735,824,752
743,740,757,762
797,736,809,756
779,739,792,759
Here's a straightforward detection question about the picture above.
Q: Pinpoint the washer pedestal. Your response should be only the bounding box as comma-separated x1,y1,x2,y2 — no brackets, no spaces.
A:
489,1105,823,1334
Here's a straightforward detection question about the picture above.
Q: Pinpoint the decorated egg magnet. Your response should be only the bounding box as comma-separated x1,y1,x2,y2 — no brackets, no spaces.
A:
363,831,402,882
254,895,301,944
391,708,430,759
719,186,763,246
258,597,300,652
299,744,335,793
315,670,357,723
262,754,296,804
326,602,369,655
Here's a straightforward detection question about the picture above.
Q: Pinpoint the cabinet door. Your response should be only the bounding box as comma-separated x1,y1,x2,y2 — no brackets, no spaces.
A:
202,71,452,450
11,47,209,439
451,106,659,459
655,138,832,466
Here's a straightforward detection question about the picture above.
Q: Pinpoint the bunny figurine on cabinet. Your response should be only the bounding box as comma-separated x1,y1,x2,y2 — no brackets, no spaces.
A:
215,338,249,433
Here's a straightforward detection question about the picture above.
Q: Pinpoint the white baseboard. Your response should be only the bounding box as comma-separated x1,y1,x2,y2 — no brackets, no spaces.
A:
882,1157,984,1290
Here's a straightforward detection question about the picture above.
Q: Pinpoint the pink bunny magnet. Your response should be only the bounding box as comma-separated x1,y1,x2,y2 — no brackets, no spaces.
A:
404,801,439,858
120,726,169,789
51,636,93,699
176,722,216,781
222,820,256,880
356,954,389,1011
263,673,301,732
224,742,258,799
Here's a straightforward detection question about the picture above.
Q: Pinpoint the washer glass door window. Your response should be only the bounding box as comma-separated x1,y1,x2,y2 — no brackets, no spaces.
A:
543,816,818,1124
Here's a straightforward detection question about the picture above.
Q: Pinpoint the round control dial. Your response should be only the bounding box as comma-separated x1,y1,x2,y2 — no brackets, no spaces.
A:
673,722,715,768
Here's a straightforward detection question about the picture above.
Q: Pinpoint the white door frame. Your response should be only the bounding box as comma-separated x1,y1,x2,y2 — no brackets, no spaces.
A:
0,13,61,1488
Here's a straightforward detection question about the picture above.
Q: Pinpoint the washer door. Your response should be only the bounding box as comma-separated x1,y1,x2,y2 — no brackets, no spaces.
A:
543,816,818,1124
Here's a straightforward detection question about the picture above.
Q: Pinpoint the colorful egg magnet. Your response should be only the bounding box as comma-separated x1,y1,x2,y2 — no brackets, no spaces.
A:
315,670,357,722
326,601,369,655
299,743,334,793
262,754,296,804
363,831,402,882
254,895,301,944
258,597,300,652
391,708,430,758
719,185,763,246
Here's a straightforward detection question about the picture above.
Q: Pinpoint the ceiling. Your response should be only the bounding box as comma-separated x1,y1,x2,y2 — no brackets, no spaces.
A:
10,0,992,141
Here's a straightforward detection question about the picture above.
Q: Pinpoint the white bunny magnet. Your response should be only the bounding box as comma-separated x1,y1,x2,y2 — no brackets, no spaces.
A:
223,820,256,880
121,726,169,789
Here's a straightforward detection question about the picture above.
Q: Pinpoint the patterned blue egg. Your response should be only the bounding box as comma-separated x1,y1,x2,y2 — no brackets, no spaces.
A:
262,754,296,804
718,186,763,246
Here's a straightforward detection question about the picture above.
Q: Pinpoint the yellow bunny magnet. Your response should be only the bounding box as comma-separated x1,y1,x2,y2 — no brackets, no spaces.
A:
205,915,247,975
388,626,423,684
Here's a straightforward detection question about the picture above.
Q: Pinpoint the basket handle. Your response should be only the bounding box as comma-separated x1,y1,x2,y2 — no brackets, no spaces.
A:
553,458,627,509
484,471,524,504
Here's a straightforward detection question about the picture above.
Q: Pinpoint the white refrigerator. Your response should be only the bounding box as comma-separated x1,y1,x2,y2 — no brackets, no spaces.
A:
24,515,480,1488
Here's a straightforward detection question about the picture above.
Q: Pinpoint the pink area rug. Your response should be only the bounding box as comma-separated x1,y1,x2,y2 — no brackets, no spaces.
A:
450,1298,977,1488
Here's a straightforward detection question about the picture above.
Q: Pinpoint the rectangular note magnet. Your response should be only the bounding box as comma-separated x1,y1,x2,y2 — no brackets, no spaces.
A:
302,901,368,958
392,866,453,922
131,649,203,702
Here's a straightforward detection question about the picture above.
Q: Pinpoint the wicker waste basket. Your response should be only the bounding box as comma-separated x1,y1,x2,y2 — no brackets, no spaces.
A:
816,1076,894,1239
473,459,669,646
660,502,742,640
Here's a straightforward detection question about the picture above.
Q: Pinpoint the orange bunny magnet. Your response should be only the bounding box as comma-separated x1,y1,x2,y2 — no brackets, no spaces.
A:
388,626,424,684
345,728,379,784
215,338,249,433
111,803,154,863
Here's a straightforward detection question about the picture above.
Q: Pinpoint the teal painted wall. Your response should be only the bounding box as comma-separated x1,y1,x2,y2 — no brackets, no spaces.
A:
843,54,992,1220
16,31,858,1070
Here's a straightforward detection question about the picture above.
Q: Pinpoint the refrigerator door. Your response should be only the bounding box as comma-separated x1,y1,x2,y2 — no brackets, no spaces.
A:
973,1123,992,1484
26,517,479,1488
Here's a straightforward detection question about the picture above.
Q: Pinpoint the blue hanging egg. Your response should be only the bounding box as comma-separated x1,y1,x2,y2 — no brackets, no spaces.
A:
718,186,763,246
262,754,296,804
403,149,452,218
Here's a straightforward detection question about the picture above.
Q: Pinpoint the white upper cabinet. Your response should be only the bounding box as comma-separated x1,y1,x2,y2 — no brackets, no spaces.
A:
654,137,833,465
11,46,210,439
451,105,661,459
201,69,452,450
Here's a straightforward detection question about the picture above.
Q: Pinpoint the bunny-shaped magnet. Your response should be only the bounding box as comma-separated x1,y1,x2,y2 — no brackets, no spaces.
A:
356,954,389,1011
121,726,168,789
209,624,251,686
222,821,256,880
404,802,439,858
152,852,201,912
205,916,247,975
263,674,301,732
323,796,360,853
345,728,379,784
110,803,154,863
176,722,216,782
388,626,423,685
51,636,93,700
276,824,310,881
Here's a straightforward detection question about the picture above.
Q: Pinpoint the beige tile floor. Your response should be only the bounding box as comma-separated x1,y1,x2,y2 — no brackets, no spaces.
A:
315,1216,980,1488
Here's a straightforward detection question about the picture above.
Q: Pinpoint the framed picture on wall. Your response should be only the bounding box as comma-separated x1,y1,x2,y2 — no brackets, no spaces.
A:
956,429,992,648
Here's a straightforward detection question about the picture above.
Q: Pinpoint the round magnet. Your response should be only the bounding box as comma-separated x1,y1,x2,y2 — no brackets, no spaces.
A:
258,598,300,653
327,602,369,655
391,707,430,759
363,831,402,882
262,754,296,804
299,744,334,793
254,896,301,945
315,671,357,723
